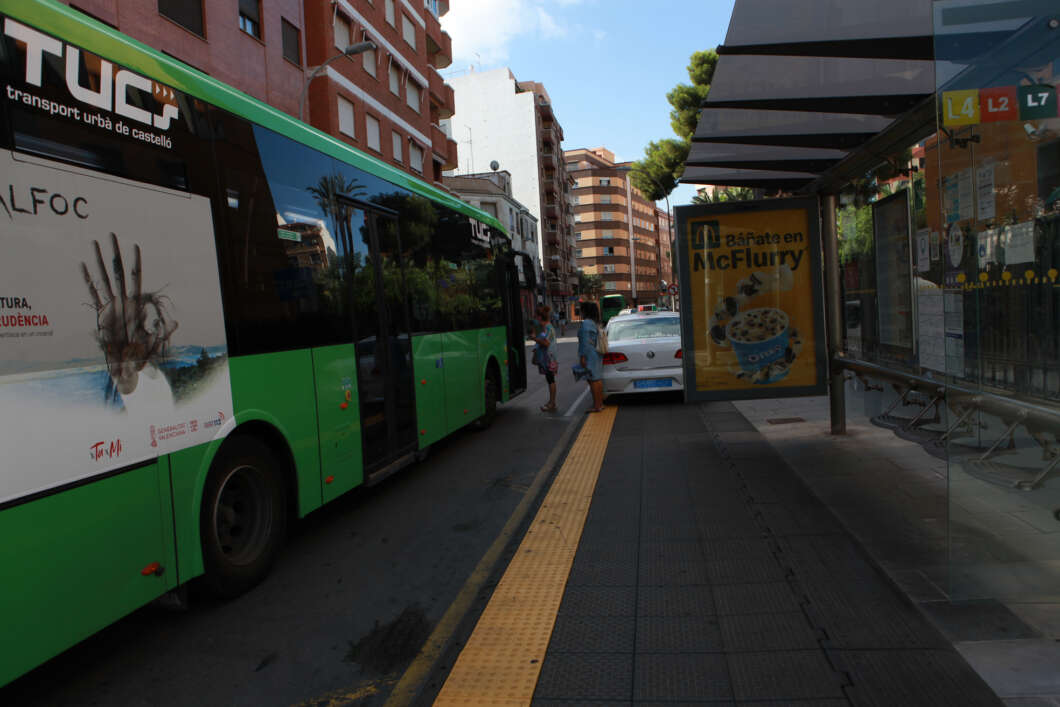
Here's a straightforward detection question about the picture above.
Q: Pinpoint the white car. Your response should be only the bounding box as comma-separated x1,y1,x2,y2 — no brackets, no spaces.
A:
602,312,684,394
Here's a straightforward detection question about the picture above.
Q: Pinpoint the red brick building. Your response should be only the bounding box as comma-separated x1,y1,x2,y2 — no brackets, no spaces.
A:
60,0,458,184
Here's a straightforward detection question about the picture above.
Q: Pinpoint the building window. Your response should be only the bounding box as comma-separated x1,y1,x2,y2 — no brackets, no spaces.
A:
409,142,423,173
406,81,420,112
389,63,401,95
334,13,351,49
366,114,381,151
238,0,261,38
338,95,355,137
602,231,612,238
392,131,402,162
604,281,617,291
385,0,395,26
362,45,377,77
599,177,610,186
402,14,416,49
571,195,579,204
603,264,616,273
605,247,615,255
601,213,614,221
158,0,204,37
600,195,611,204
281,19,301,65
481,202,498,217
575,232,583,240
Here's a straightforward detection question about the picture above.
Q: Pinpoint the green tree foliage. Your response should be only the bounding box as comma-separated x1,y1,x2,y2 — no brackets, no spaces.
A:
577,270,603,300
630,139,687,202
631,50,718,201
692,186,756,204
669,50,717,140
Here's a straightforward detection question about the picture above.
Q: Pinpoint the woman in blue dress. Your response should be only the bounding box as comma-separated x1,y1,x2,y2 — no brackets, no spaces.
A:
577,301,605,412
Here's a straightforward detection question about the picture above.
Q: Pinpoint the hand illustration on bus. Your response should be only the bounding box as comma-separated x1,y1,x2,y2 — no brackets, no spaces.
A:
81,233,179,407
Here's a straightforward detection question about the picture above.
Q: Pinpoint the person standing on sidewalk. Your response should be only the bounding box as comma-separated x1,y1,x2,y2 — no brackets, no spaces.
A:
533,305,559,412
577,301,605,412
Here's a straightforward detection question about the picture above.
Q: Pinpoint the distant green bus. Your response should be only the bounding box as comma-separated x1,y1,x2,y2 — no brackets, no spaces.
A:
0,0,528,686
600,294,627,324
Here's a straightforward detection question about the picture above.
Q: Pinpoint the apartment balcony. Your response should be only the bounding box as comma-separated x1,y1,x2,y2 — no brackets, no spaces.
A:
428,67,455,119
539,150,557,169
431,123,458,170
426,20,452,70
543,200,559,219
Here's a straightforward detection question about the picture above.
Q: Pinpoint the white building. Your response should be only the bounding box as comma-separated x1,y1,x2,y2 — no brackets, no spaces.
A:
444,68,577,315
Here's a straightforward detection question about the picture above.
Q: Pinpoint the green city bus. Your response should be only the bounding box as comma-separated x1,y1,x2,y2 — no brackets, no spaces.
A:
0,0,529,685
599,293,627,324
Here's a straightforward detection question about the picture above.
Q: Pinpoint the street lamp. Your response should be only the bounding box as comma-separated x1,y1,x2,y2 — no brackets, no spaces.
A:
299,41,377,122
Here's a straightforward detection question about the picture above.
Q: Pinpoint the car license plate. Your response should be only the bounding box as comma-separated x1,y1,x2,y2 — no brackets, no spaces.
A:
634,379,672,389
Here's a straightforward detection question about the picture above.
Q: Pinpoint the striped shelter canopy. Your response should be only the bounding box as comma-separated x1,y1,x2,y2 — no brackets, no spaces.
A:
682,0,937,189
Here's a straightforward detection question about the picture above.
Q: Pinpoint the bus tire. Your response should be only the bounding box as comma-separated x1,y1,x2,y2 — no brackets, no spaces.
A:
199,436,287,599
476,368,499,429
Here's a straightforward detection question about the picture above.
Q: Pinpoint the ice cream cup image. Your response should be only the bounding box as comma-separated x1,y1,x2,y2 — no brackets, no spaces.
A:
726,307,791,383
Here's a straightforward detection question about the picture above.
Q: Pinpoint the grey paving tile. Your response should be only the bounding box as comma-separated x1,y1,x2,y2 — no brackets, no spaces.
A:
920,599,1041,642
637,585,715,617
559,586,637,617
713,582,805,616
727,651,846,702
639,542,712,586
801,580,949,650
707,557,789,585
701,538,778,562
737,701,848,707
636,614,723,652
535,701,630,707
719,612,821,652
568,556,639,587
836,649,1002,707
548,615,635,653
633,653,733,701
535,653,633,701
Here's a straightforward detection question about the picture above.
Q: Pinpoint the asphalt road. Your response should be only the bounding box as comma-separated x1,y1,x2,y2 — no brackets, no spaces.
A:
3,339,587,707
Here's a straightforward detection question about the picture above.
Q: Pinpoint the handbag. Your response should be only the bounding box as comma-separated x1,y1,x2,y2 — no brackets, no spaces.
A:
547,355,559,374
594,323,608,355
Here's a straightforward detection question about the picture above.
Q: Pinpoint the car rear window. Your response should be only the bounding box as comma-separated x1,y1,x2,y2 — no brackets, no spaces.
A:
608,317,680,340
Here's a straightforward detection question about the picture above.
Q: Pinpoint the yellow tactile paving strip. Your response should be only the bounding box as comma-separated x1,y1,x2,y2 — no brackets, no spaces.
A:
433,405,617,706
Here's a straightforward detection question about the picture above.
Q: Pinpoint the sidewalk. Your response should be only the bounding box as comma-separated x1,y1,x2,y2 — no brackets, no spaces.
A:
433,399,1003,705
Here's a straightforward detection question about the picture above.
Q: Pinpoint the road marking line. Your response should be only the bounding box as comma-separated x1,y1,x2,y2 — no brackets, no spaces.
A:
381,408,587,707
563,388,589,417
432,406,617,706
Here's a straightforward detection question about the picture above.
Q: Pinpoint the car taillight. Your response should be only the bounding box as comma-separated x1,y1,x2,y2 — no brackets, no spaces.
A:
602,352,628,365
675,349,682,359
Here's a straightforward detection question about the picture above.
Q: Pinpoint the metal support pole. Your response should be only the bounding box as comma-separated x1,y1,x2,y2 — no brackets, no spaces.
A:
822,194,845,434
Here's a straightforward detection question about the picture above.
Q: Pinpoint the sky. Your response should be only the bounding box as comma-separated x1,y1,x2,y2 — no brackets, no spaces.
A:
439,0,736,210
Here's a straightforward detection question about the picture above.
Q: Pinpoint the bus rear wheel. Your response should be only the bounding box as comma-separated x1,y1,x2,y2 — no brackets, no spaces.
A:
476,369,499,429
199,436,287,599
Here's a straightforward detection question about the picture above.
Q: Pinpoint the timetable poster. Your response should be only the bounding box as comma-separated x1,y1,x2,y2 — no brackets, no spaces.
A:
675,199,827,402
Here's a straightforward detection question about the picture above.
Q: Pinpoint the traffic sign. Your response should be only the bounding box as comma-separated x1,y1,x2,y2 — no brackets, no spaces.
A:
668,283,679,295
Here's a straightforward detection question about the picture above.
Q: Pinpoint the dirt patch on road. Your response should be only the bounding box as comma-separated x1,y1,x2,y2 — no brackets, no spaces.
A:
345,605,433,676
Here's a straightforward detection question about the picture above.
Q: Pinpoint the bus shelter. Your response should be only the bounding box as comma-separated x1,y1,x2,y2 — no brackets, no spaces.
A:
678,0,1060,602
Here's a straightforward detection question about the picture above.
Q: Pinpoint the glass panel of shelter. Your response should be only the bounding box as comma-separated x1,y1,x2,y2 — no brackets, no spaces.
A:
835,3,1060,603
932,2,1060,602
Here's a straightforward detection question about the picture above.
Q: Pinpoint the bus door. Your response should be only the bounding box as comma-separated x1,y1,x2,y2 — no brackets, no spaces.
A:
504,256,528,396
344,200,418,475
